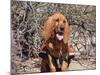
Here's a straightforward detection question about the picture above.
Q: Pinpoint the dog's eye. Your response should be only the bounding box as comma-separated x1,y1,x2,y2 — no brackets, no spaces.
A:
63,20,66,23
56,19,59,22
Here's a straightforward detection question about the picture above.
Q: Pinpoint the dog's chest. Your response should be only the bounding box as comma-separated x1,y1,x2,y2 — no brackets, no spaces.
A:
47,38,68,58
50,40,66,51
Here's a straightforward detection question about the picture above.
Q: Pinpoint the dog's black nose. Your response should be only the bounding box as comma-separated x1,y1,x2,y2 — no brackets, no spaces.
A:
60,27,64,31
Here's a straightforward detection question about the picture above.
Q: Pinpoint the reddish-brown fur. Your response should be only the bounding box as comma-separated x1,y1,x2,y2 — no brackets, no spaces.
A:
40,12,70,72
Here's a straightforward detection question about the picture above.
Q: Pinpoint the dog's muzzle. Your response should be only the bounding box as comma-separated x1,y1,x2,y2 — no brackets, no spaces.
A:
56,32,64,40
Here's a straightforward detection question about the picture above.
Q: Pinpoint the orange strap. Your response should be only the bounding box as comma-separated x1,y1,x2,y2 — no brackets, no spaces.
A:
68,47,73,53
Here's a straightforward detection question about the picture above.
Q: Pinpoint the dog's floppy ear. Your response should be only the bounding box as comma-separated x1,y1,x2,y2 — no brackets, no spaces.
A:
63,20,70,44
42,17,55,41
39,52,48,59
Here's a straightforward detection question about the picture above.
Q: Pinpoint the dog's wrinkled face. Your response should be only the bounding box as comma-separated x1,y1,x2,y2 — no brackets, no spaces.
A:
50,13,69,41
54,14,67,41
42,12,70,44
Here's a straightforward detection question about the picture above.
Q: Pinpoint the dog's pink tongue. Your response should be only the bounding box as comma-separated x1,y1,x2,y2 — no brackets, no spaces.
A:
56,34,63,40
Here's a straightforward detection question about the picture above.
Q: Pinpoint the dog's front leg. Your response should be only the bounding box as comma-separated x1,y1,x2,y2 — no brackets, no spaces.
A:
48,54,56,72
61,60,68,71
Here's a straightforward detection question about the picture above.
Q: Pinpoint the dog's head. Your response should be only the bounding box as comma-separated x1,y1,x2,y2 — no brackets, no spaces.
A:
42,12,70,44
